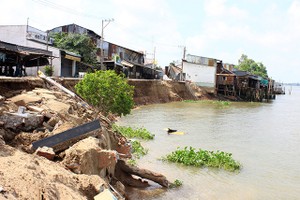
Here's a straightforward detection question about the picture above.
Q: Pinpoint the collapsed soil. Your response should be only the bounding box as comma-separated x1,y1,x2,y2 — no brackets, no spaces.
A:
0,77,212,200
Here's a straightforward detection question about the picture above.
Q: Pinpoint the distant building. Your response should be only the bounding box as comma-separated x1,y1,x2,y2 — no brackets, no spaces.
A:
0,25,81,77
49,24,145,79
182,54,219,93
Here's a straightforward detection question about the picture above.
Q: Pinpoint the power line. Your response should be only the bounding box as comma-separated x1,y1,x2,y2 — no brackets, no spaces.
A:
31,0,102,20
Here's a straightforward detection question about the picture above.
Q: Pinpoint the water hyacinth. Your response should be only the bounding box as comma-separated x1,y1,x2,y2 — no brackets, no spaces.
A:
163,146,241,172
112,124,155,140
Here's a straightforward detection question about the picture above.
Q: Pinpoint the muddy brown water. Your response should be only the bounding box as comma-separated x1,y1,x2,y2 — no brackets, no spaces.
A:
118,86,300,200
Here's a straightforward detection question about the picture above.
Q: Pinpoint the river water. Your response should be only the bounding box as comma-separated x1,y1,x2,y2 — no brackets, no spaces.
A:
118,86,300,200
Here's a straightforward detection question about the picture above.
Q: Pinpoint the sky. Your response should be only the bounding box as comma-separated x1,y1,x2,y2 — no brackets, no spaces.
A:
1,0,300,83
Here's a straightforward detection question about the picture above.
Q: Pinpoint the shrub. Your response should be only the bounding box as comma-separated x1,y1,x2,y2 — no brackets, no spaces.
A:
44,65,54,76
75,70,134,116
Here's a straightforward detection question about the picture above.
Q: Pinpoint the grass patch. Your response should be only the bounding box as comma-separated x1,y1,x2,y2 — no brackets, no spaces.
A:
183,100,231,106
183,100,199,103
162,146,241,172
213,100,231,106
112,124,155,140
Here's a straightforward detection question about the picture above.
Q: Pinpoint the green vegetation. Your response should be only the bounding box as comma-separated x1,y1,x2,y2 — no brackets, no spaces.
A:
183,100,199,103
163,146,241,172
131,140,148,159
51,32,97,65
113,125,154,165
75,70,134,116
183,100,231,107
213,100,231,106
169,179,183,188
44,65,54,76
235,54,268,78
112,125,155,140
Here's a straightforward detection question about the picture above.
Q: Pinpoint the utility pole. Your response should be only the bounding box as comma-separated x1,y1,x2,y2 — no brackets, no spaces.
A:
26,17,29,33
100,18,114,70
152,46,156,69
179,45,186,81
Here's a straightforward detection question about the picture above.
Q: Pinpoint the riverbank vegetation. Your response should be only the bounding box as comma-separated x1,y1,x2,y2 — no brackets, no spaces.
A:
162,146,241,172
113,125,154,165
183,100,231,107
75,70,134,116
112,125,154,140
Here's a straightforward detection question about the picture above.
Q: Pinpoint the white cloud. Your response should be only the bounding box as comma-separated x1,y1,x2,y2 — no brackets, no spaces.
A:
204,0,248,19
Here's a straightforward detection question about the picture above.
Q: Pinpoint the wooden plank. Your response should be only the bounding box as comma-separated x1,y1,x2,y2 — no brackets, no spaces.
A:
32,120,101,151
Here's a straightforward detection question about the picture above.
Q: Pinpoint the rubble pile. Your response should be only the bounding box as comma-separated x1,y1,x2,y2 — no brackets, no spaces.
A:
0,85,169,200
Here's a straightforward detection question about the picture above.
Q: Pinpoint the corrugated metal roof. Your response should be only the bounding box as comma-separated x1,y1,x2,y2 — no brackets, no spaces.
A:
233,70,250,77
0,40,52,56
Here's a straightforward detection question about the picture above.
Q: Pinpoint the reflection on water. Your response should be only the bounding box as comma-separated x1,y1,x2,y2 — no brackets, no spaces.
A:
118,87,300,200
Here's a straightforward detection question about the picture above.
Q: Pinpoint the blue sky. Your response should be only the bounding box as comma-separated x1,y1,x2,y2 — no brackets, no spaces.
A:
1,0,300,83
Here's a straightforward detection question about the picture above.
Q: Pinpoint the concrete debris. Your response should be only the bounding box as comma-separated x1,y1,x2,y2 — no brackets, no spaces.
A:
8,93,43,105
27,105,45,113
47,117,59,127
94,189,117,200
63,137,117,177
35,146,55,160
0,112,44,131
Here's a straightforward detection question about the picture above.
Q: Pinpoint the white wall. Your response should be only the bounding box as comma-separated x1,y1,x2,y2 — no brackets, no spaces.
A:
0,25,27,45
0,25,61,76
183,61,216,88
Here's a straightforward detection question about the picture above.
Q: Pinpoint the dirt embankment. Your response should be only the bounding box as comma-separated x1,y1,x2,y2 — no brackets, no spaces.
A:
52,78,214,106
129,79,213,105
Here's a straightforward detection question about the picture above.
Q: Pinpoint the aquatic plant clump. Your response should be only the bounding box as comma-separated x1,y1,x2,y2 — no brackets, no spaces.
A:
131,140,148,159
112,125,155,140
169,179,183,188
163,147,241,172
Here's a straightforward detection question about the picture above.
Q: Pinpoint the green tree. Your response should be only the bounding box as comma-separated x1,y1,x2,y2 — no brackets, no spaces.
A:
51,33,97,65
236,54,268,78
75,70,134,116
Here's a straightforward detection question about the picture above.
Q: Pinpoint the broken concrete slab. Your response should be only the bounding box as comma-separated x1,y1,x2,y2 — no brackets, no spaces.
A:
27,105,45,113
94,189,117,200
35,146,55,160
32,120,101,152
43,99,71,113
47,117,59,127
63,137,117,176
8,94,42,105
0,112,44,131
